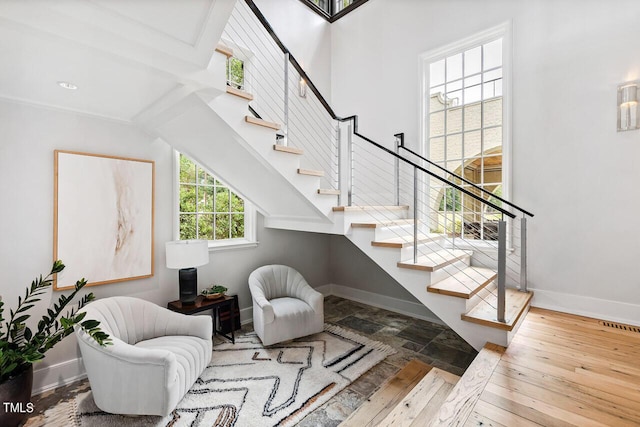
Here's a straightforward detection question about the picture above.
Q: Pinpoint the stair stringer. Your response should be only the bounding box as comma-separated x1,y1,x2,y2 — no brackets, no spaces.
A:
345,221,509,351
206,92,348,233
148,91,337,223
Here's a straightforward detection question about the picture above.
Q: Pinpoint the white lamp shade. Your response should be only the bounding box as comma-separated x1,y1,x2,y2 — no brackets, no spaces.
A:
165,240,209,269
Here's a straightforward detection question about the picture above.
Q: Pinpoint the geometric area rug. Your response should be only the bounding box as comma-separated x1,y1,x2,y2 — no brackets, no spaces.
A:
44,324,395,427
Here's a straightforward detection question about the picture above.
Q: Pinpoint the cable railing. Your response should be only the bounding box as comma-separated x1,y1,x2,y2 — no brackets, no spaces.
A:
229,0,533,324
221,0,339,188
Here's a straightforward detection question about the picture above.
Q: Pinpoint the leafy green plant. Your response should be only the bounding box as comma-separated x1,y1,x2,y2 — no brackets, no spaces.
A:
202,285,227,295
0,260,111,383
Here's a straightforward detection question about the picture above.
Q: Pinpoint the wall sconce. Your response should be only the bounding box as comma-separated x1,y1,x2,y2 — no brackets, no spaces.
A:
617,81,639,131
299,77,307,98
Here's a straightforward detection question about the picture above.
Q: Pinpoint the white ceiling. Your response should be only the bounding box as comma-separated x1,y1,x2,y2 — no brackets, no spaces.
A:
0,0,234,122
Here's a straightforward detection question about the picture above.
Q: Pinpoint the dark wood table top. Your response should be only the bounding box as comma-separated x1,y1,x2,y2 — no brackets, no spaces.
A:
167,294,235,314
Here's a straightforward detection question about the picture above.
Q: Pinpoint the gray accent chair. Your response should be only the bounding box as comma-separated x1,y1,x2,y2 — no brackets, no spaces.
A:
75,296,212,416
249,265,324,346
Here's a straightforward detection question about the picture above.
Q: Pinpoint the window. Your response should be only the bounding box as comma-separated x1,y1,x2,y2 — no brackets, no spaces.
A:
177,153,255,248
301,0,368,22
423,25,509,240
226,56,244,90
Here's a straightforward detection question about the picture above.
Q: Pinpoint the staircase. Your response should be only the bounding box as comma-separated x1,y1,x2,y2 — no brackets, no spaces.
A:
140,0,533,352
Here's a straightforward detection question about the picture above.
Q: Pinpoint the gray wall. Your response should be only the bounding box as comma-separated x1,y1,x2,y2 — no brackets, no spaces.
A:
0,99,332,387
329,235,420,302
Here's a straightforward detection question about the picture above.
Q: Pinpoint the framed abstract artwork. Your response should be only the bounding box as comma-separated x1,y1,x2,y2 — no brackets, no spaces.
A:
53,150,155,290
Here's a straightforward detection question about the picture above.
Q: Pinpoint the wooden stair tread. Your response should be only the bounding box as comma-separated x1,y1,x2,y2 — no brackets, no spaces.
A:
297,168,324,177
351,219,416,229
371,233,442,248
429,343,505,427
397,249,471,272
428,267,497,299
333,205,410,212
245,116,280,130
226,86,253,100
215,43,233,57
461,289,533,331
317,188,340,195
340,359,432,427
379,367,459,427
273,144,303,155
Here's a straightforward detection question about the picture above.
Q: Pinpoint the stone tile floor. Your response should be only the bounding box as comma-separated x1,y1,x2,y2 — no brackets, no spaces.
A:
25,296,477,426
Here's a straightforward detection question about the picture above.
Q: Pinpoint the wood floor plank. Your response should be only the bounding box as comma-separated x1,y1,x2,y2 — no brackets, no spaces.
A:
378,368,458,427
464,307,640,426
494,361,640,423
488,372,639,427
525,308,640,342
340,360,432,427
428,343,504,427
410,380,456,427
516,322,640,355
481,383,608,427
499,350,640,405
357,307,640,427
509,335,640,382
467,400,544,427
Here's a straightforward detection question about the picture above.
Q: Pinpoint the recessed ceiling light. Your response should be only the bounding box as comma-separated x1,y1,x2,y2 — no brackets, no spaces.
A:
57,81,78,90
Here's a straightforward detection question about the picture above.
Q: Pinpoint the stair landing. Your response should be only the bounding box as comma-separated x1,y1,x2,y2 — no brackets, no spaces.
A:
461,288,533,331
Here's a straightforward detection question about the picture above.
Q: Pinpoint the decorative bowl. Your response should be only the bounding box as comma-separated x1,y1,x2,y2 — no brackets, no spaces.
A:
202,285,227,300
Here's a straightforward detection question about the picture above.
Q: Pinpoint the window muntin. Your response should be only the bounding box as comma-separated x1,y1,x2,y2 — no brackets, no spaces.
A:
427,36,504,240
178,154,247,242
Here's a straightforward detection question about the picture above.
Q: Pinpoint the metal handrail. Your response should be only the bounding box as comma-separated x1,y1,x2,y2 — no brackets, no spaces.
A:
339,115,516,219
396,135,534,218
243,0,527,220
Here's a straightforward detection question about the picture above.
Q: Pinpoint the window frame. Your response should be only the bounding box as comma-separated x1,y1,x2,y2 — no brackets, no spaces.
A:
298,0,370,22
173,151,257,251
419,22,513,232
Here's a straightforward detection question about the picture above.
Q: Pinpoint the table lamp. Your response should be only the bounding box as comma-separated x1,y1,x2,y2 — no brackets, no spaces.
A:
165,240,209,305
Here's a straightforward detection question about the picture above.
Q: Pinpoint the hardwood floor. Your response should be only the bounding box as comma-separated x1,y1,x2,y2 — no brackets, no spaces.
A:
468,307,640,427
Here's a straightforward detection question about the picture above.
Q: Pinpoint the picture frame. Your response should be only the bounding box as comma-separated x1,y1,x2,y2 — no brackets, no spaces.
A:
53,150,155,290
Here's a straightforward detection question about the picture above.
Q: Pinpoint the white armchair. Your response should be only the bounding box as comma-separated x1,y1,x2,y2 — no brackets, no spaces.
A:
249,265,324,346
75,296,212,416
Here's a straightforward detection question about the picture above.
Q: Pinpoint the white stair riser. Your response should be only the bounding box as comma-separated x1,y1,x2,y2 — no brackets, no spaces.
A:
429,258,474,283
466,281,497,312
344,210,408,226
374,224,420,241
398,239,447,260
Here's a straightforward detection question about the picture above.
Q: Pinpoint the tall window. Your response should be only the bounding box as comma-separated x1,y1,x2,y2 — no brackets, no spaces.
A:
424,27,507,240
178,154,248,242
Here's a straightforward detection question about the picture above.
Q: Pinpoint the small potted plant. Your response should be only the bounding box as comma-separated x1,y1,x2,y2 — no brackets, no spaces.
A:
0,260,111,427
201,285,228,300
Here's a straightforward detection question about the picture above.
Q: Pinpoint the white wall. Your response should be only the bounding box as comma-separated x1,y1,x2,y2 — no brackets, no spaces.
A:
0,99,332,393
253,0,332,97
331,0,640,324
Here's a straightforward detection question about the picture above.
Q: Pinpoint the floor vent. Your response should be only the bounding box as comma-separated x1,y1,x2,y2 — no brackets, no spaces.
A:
599,320,640,334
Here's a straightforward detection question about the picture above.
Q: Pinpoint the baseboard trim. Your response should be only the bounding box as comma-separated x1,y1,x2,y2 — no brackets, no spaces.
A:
32,358,87,396
317,283,444,325
240,306,252,325
530,287,640,327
